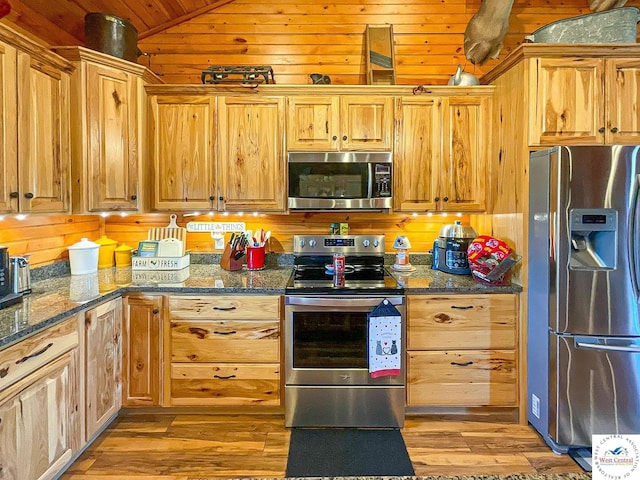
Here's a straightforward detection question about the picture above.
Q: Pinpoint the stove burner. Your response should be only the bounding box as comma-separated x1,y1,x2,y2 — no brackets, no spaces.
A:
201,65,275,85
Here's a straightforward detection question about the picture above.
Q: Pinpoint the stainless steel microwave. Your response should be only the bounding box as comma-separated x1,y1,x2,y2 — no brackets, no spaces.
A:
288,152,392,211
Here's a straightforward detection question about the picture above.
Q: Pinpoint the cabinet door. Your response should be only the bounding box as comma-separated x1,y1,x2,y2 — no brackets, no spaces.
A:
605,58,640,144
439,96,488,212
393,96,439,211
122,295,163,406
17,50,71,213
287,96,339,150
86,63,139,211
218,96,286,211
85,298,122,439
0,41,17,213
150,95,217,211
0,353,75,480
529,57,604,145
340,96,393,150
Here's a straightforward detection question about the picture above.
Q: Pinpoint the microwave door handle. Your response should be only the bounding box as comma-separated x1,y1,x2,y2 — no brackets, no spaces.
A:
367,163,374,198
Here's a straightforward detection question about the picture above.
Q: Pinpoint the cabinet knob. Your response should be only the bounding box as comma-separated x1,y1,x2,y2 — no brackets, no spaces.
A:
130,194,137,201
443,196,449,202
209,195,215,201
152,308,159,315
434,196,440,202
598,127,606,134
332,135,338,141
342,135,347,141
219,196,224,201
9,192,18,199
611,127,619,133
24,192,34,199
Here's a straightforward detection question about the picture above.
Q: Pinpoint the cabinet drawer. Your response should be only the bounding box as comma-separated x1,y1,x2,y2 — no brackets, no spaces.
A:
170,363,280,406
408,294,517,350
0,316,78,392
169,295,280,320
171,320,279,362
407,350,517,406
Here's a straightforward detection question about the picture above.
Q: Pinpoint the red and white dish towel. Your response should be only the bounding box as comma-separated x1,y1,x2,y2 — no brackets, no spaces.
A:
368,300,402,378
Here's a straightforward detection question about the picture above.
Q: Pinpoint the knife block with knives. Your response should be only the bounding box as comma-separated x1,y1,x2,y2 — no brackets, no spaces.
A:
220,232,246,271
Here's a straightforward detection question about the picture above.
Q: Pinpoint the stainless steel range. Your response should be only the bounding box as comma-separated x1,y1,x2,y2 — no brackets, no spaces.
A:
284,234,405,427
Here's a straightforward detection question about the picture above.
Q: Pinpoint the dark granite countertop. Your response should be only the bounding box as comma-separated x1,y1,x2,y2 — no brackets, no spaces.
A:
0,261,521,351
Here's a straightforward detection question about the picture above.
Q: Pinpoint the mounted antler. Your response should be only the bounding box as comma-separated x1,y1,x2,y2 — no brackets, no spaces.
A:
464,0,628,66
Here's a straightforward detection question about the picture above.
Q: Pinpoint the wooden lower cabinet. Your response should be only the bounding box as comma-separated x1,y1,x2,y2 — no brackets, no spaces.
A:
170,363,280,406
408,350,517,406
122,294,163,406
406,294,518,408
0,315,80,480
84,297,122,439
166,295,281,407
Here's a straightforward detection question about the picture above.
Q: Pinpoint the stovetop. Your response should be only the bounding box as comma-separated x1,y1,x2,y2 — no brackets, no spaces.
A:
285,254,403,295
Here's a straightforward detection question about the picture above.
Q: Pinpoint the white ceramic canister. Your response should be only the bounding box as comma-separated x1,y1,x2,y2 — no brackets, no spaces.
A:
68,237,99,275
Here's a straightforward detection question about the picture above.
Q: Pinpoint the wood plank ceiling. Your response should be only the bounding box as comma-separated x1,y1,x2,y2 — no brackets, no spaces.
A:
3,0,236,46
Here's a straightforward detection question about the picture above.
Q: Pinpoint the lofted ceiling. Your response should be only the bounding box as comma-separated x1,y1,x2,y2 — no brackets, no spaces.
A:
2,0,236,46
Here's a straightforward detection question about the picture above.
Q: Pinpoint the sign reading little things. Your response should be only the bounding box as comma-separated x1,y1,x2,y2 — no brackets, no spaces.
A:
368,299,402,378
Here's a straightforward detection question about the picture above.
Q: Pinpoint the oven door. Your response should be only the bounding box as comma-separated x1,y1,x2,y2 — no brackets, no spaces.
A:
284,295,405,386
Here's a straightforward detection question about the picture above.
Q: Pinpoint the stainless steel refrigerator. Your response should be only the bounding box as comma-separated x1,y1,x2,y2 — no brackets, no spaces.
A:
528,145,640,454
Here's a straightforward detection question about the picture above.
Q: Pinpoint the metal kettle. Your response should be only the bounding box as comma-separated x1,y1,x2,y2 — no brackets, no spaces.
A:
447,64,480,86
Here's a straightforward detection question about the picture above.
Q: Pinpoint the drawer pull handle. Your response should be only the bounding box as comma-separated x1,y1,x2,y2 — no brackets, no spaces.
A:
0,367,8,378
213,306,237,311
16,343,53,365
451,305,474,310
450,361,474,367
213,330,237,335
213,374,236,380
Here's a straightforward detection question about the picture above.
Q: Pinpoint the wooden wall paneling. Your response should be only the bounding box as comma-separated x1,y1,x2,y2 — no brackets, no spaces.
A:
0,214,102,266
135,0,640,85
103,212,485,254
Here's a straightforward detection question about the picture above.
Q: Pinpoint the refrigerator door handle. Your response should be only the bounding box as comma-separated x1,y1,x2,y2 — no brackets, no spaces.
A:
632,173,640,297
575,341,640,353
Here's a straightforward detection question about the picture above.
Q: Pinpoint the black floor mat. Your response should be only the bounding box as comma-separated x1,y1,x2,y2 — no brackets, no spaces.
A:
569,447,593,472
285,428,415,477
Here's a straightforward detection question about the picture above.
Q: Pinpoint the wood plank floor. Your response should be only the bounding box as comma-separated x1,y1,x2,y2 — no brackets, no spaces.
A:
61,413,584,479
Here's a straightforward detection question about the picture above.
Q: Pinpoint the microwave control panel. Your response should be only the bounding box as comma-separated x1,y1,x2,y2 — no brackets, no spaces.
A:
374,164,391,197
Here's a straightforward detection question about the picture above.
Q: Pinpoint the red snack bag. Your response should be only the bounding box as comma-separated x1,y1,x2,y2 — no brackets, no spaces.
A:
467,235,512,277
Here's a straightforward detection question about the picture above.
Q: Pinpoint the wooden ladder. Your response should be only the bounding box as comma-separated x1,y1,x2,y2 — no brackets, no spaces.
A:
365,25,396,85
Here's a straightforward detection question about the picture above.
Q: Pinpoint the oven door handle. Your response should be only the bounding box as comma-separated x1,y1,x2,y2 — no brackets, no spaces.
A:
286,296,404,307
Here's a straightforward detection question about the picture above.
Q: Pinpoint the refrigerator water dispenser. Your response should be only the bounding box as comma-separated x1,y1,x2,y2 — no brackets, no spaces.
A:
569,208,617,270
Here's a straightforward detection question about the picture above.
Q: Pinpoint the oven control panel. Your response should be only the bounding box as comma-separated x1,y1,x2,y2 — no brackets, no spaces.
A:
293,234,385,255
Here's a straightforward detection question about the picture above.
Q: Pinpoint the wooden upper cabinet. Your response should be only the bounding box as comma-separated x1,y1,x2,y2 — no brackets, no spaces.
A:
0,41,17,214
394,94,489,212
287,95,392,151
605,58,640,143
150,95,217,211
530,56,640,145
86,64,139,211
440,95,488,212
341,96,393,150
0,24,74,215
54,47,157,213
287,95,339,150
529,57,603,145
218,96,286,211
393,96,439,211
